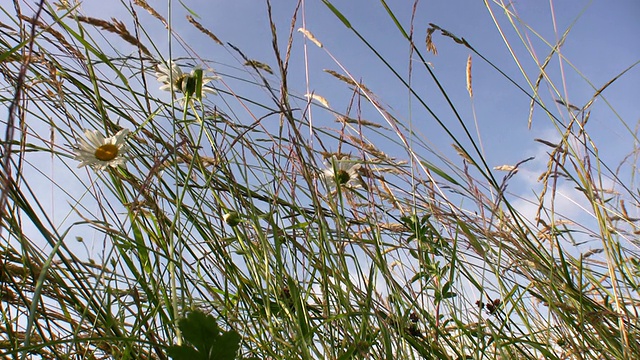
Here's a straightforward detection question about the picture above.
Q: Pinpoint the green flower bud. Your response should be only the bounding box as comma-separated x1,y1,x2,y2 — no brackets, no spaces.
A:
223,211,241,226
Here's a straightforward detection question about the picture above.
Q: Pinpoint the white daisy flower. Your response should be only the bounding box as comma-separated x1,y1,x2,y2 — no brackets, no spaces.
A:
74,128,130,170
322,155,362,189
155,61,219,103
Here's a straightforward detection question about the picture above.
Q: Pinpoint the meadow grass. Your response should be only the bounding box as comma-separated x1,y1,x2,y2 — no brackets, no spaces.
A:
0,0,638,359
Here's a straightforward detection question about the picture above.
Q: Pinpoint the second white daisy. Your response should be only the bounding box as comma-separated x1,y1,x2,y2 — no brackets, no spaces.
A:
156,60,219,104
322,155,362,189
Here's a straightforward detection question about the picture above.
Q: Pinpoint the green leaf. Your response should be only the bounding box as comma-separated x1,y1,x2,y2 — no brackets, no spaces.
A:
179,0,200,18
166,345,203,360
321,1,351,28
168,310,242,360
179,311,221,354
212,331,242,360
420,161,460,186
193,67,204,101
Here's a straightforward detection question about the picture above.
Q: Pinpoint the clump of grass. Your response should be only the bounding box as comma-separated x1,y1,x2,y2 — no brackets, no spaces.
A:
0,0,638,359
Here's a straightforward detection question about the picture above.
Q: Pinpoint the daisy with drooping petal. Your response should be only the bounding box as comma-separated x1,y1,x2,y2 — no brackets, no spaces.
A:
74,128,130,170
322,155,362,189
155,60,219,104
156,61,183,92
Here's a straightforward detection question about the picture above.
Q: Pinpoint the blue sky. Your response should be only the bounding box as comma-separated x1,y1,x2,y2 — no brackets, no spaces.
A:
160,0,640,167
170,0,639,221
0,3,638,348
6,0,637,258
170,1,638,255
79,0,639,170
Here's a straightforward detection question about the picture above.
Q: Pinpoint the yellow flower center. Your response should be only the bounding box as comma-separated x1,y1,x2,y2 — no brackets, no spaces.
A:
94,144,119,161
335,169,350,185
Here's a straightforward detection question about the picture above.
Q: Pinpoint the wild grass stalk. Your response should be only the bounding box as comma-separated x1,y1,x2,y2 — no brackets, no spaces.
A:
0,0,637,359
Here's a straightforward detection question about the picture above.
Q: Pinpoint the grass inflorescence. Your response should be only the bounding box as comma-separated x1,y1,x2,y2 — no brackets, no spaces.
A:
0,0,638,359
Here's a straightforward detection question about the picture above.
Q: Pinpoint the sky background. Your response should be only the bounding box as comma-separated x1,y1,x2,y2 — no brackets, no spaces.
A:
4,0,639,259
122,0,640,228
0,3,638,354
143,0,640,170
0,6,638,353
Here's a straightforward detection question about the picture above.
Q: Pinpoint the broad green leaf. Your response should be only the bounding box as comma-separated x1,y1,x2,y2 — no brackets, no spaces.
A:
166,345,203,360
211,331,242,360
179,311,221,353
